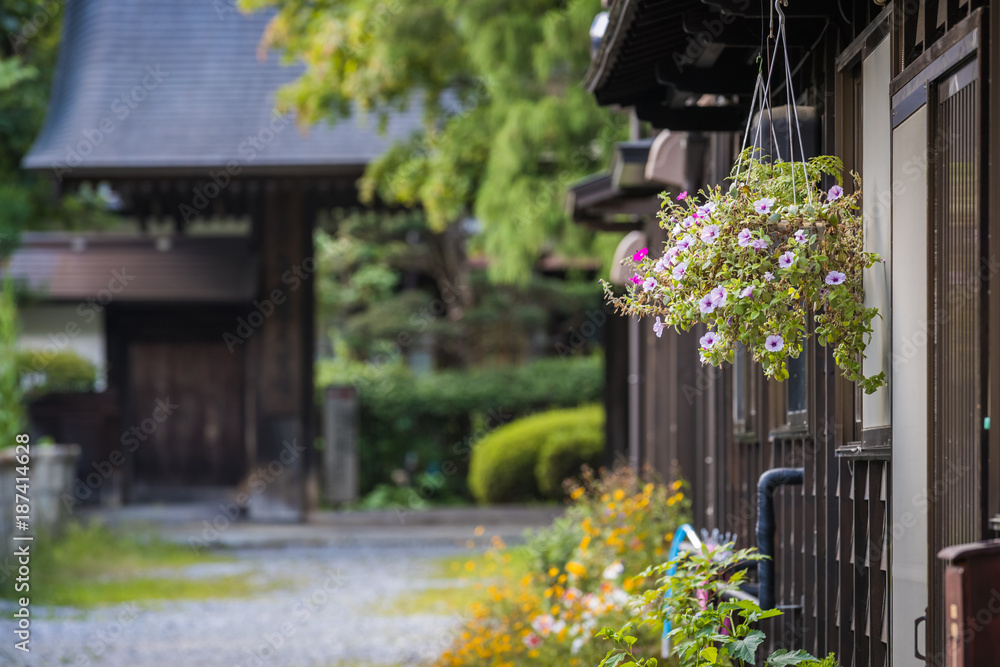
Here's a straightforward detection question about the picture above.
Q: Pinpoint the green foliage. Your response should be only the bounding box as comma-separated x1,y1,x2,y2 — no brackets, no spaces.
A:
16,348,98,397
0,3,117,257
317,355,604,496
468,404,602,503
596,543,842,667
535,424,604,498
241,0,627,282
0,278,24,446
609,150,885,393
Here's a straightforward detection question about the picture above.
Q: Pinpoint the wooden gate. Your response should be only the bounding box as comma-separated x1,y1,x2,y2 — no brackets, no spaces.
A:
129,341,245,487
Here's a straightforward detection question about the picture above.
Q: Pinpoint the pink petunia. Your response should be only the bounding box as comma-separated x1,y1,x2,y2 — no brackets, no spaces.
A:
677,191,688,201
764,271,774,282
676,235,696,251
631,274,643,285
699,202,717,216
681,216,695,229
751,238,769,250
793,229,807,243
827,185,843,201
672,262,688,281
699,293,717,314
825,270,847,285
778,251,796,269
709,285,727,307
700,224,720,244
737,228,753,247
700,331,719,349
740,285,754,299
753,197,776,214
642,276,657,292
632,247,649,262
653,316,666,338
764,335,784,353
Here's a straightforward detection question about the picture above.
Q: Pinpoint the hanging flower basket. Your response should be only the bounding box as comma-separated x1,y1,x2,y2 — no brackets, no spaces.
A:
605,149,886,394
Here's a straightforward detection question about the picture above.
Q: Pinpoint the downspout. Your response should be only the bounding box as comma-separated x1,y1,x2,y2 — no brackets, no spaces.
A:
756,467,804,610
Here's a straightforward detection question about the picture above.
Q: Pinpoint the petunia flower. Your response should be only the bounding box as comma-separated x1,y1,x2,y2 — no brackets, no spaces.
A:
699,202,717,215
642,276,657,292
737,228,753,247
827,185,843,201
740,285,754,298
700,224,720,244
764,335,784,352
699,293,717,314
778,251,796,269
676,235,696,250
673,223,683,234
753,197,776,214
709,285,727,307
751,238,769,250
632,247,649,262
630,274,643,285
700,331,719,349
672,262,688,280
692,208,708,221
653,257,668,273
793,229,807,243
825,270,846,285
677,191,688,200
653,316,666,338
681,216,695,229
764,271,774,282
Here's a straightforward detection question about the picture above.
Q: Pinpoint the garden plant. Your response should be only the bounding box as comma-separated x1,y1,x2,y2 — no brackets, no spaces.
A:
607,150,885,394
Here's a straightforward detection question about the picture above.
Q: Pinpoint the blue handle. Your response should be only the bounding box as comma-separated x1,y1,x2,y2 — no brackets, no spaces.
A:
661,523,702,654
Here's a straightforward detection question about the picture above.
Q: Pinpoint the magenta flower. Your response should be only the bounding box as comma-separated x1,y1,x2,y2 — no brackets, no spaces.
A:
699,293,717,314
700,331,719,349
753,197,776,214
642,276,657,292
737,228,752,247
740,285,754,299
793,229,807,243
778,251,796,269
764,271,774,282
825,270,847,285
653,316,666,338
672,262,688,280
677,191,688,201
632,247,648,262
751,238,769,250
827,185,843,201
630,274,643,285
764,335,784,353
700,224,720,244
709,285,727,307
692,209,708,221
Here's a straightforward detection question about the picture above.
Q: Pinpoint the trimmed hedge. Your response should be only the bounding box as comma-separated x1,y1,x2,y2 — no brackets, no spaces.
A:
316,355,603,497
536,424,604,498
468,404,603,504
16,349,97,396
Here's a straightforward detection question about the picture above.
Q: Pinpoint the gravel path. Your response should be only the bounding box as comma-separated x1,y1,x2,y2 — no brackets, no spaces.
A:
0,544,471,667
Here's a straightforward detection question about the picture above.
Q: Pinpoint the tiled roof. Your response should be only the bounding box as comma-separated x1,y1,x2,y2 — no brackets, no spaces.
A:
22,0,423,177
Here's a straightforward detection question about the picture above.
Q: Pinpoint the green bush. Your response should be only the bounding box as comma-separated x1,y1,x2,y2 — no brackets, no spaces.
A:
17,348,97,396
535,423,604,498
316,354,603,497
0,278,24,447
468,404,603,503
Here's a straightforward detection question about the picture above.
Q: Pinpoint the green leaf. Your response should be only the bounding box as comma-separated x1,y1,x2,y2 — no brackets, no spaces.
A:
700,647,719,664
766,649,821,666
729,629,766,662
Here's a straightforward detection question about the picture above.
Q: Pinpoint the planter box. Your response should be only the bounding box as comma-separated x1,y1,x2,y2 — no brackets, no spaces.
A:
0,445,80,546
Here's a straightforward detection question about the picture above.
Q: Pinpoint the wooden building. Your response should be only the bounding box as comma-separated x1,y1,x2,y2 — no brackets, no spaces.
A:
14,0,421,518
582,1,999,665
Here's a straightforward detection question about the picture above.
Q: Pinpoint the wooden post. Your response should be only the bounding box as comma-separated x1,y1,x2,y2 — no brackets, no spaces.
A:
938,540,1000,667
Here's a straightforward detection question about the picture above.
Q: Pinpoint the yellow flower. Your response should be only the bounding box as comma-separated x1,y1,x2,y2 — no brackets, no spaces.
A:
465,560,476,571
570,487,584,500
565,561,586,577
600,493,610,502
672,479,683,490
613,488,625,501
474,525,485,536
548,567,559,578
579,534,591,551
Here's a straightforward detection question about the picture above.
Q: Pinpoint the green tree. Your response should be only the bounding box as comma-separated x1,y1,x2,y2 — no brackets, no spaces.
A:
241,0,627,282
0,2,115,257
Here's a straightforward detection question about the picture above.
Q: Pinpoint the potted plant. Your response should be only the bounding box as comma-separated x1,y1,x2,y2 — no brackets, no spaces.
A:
606,150,885,394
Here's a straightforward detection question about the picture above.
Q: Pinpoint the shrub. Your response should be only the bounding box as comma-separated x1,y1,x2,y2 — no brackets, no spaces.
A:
0,278,24,447
535,424,604,499
469,405,602,504
17,348,97,397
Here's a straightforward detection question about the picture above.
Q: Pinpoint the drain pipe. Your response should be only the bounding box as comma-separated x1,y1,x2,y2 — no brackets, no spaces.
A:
756,467,804,610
